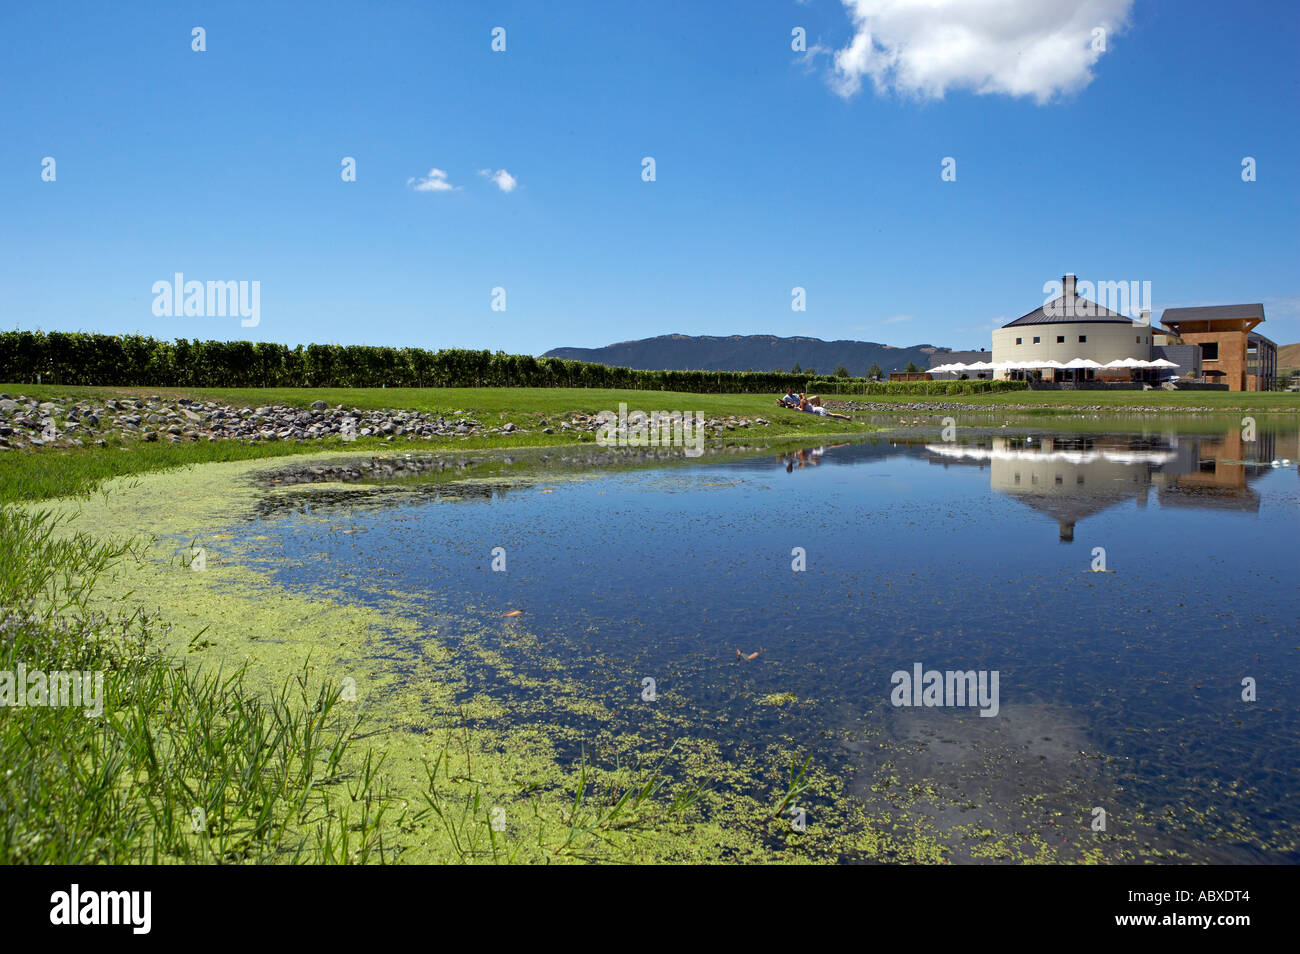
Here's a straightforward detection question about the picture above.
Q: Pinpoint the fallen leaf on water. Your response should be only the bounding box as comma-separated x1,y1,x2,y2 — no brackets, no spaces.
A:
737,649,761,660
503,610,523,618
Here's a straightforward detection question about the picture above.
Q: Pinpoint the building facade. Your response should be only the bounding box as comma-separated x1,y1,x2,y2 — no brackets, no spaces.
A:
992,274,1154,380
1158,304,1276,391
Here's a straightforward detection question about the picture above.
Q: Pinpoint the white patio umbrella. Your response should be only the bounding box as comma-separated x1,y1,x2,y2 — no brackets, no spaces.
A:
1062,357,1104,369
1148,358,1179,368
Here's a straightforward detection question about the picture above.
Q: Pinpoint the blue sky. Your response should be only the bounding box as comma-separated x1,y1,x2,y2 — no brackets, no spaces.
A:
2,0,1297,355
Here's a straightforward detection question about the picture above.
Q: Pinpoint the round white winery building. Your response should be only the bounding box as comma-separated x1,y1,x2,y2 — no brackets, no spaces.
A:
992,274,1156,383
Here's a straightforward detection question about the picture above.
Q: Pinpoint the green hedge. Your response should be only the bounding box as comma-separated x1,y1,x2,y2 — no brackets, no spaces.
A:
805,378,1027,395
0,331,1031,396
1,331,830,394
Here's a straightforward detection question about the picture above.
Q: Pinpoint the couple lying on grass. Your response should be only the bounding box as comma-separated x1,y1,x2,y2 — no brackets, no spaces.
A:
777,390,852,421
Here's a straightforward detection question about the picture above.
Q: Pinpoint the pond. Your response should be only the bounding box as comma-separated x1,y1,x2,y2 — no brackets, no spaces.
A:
233,420,1300,863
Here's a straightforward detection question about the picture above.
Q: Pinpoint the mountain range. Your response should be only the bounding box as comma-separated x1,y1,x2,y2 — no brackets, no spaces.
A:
542,334,954,376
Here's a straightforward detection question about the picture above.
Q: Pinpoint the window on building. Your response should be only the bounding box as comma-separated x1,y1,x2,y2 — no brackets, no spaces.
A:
1015,337,1022,345
1079,335,1087,343
1033,336,1041,344
1201,342,1219,361
1056,336,1065,343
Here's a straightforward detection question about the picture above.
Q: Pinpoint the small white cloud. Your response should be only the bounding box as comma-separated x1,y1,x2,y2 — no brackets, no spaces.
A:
882,314,914,324
830,0,1133,103
408,168,456,192
479,168,518,193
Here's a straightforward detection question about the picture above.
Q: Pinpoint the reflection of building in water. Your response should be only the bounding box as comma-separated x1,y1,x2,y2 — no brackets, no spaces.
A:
1152,428,1287,511
925,430,1295,541
928,436,1167,541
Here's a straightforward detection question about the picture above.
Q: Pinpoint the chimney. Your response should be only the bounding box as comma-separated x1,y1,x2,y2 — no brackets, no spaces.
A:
1063,274,1077,298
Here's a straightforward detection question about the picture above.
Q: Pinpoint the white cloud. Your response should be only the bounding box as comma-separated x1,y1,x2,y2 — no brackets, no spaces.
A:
830,0,1133,103
407,168,456,192
479,168,518,193
882,314,914,324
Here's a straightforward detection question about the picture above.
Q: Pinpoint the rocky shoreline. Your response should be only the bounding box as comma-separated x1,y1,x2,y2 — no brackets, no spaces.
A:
260,443,774,487
0,393,776,451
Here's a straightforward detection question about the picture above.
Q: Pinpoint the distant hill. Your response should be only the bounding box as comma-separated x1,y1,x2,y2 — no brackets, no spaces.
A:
542,334,954,377
1278,342,1300,369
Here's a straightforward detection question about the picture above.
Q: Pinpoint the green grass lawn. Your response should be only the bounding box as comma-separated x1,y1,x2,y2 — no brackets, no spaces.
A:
8,382,1298,412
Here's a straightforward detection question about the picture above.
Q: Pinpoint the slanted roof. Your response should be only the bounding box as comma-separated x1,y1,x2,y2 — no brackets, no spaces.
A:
1002,295,1134,328
1161,304,1265,325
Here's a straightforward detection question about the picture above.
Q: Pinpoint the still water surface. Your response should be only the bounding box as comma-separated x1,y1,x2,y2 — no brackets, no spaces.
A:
236,423,1300,862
